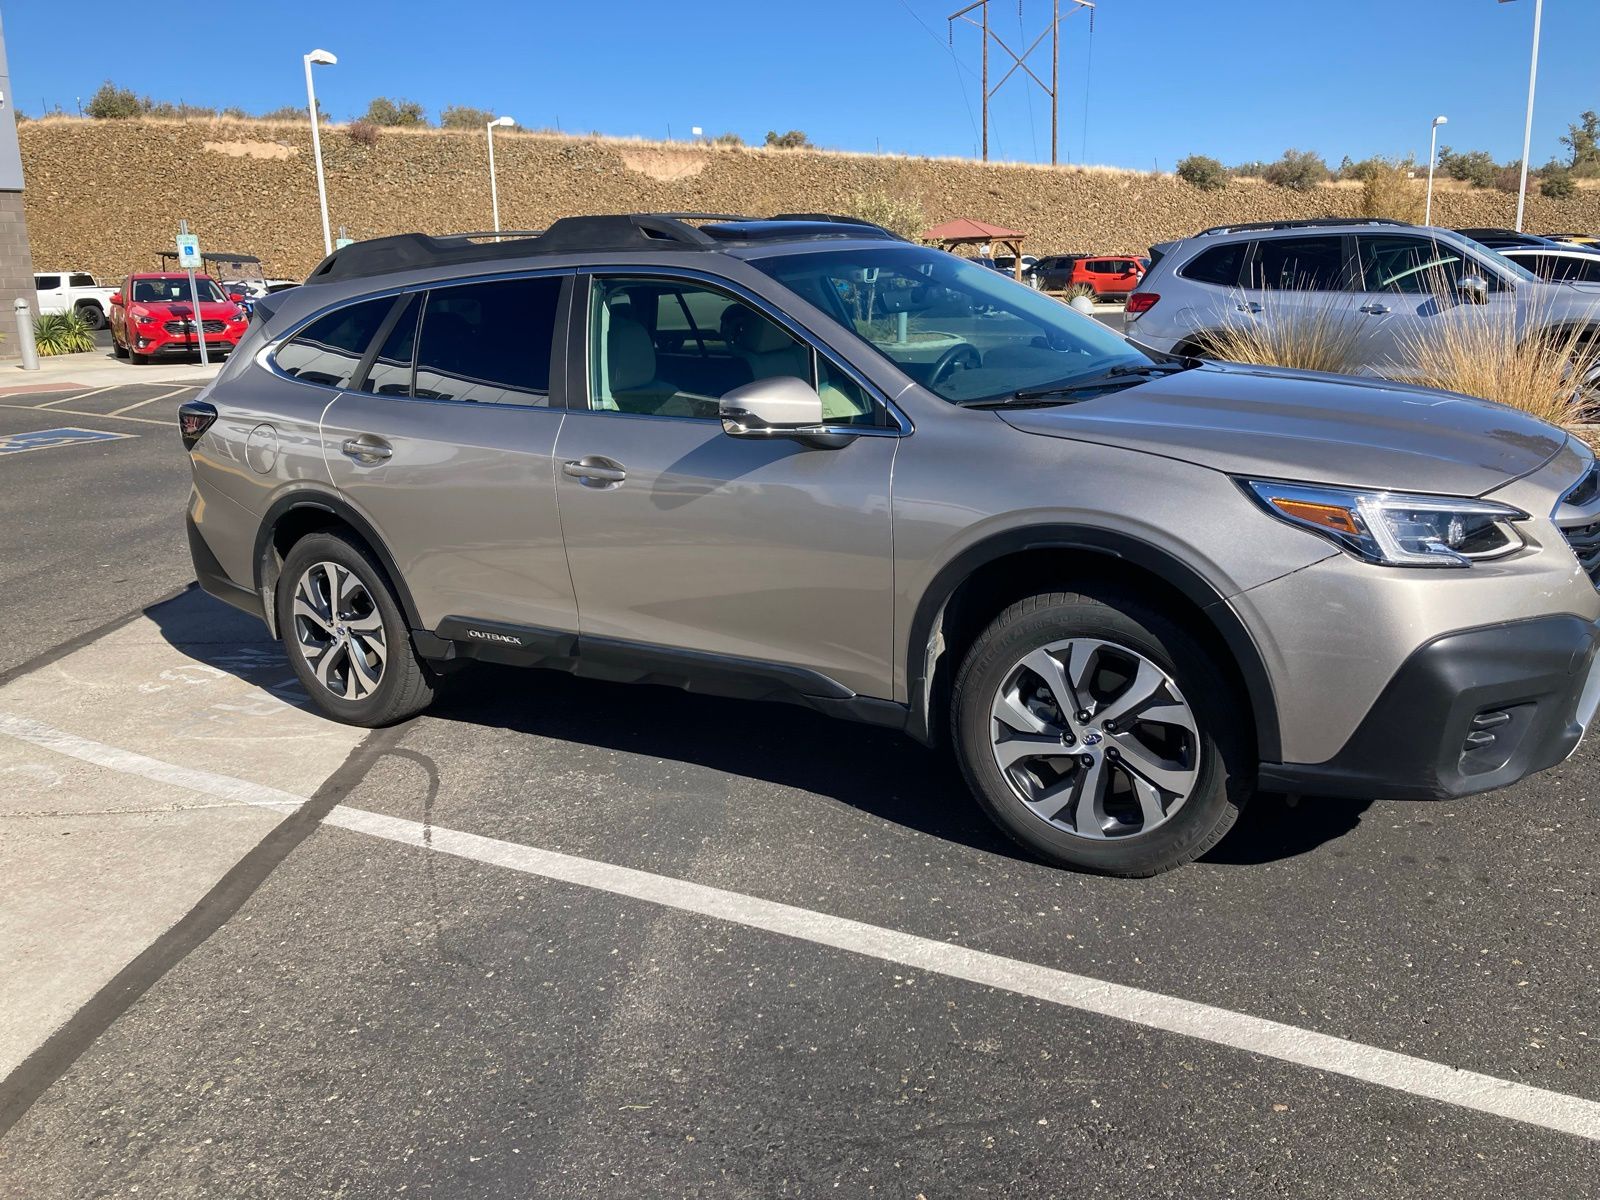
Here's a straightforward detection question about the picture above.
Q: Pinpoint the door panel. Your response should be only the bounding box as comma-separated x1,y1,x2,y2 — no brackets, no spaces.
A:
552,411,897,697
321,395,574,632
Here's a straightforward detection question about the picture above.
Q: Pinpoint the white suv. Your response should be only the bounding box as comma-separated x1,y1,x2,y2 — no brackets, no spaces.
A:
1125,218,1600,378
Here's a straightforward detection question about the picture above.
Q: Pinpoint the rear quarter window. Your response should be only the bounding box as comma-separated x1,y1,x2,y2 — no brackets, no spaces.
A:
1177,244,1246,287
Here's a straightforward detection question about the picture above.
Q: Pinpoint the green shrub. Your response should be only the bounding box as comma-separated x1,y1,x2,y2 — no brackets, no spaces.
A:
1063,283,1096,302
1175,155,1226,191
1438,146,1498,189
361,97,426,127
1338,155,1389,183
1262,149,1330,191
33,311,96,356
85,80,144,120
1541,163,1577,199
764,129,812,150
440,105,495,130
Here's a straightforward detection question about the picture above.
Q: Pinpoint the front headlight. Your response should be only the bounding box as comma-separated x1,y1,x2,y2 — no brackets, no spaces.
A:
1243,480,1527,567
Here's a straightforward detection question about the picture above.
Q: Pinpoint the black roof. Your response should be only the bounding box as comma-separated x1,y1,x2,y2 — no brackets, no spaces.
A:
304,213,905,285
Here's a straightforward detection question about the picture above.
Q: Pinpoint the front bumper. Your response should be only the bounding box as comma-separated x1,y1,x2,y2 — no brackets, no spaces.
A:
1260,614,1600,800
131,326,244,355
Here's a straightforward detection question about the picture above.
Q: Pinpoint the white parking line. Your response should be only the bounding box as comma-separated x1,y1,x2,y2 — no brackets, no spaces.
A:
0,402,169,427
107,386,194,417
3,708,1597,1145
35,386,115,410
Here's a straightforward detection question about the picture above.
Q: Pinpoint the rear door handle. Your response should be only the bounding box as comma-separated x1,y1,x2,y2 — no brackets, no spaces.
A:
1359,303,1391,315
341,435,393,463
563,456,627,486
1236,302,1263,314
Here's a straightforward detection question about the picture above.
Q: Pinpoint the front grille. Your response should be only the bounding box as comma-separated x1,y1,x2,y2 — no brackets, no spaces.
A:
162,319,225,334
1561,520,1600,585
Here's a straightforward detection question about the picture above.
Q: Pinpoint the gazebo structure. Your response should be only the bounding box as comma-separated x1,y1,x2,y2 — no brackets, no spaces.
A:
920,218,1027,281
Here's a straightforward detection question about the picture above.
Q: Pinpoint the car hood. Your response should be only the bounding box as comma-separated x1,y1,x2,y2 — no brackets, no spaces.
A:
997,362,1566,497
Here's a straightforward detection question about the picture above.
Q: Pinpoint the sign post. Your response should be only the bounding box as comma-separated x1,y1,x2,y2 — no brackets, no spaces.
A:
176,221,208,367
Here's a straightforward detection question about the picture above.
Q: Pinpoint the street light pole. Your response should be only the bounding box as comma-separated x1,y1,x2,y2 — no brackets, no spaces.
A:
303,48,337,256
1501,0,1543,232
1425,114,1448,226
486,116,515,240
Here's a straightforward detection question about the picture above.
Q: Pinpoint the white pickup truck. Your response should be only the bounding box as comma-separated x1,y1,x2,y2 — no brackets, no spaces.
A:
34,271,119,330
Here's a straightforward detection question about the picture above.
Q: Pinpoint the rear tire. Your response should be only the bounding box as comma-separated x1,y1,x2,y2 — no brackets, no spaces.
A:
277,531,434,727
76,303,106,330
951,589,1251,876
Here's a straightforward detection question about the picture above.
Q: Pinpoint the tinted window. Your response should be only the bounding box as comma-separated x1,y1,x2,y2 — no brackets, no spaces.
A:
1180,244,1245,287
1527,253,1600,283
34,274,60,290
413,276,561,406
1358,235,1475,294
69,273,95,287
274,296,396,389
360,294,421,395
1246,236,1350,291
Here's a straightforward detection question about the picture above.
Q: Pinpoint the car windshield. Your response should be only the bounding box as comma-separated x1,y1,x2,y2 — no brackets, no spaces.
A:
752,245,1149,404
133,277,224,303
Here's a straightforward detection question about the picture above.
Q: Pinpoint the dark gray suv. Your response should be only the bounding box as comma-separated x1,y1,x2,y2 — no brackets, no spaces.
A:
179,213,1600,875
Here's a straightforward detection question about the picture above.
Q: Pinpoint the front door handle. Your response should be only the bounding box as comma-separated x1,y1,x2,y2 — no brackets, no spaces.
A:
341,435,393,464
563,456,627,486
1359,303,1391,315
1236,302,1263,314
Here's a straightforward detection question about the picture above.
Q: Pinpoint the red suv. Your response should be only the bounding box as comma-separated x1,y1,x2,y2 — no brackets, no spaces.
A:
109,273,251,363
1036,254,1146,301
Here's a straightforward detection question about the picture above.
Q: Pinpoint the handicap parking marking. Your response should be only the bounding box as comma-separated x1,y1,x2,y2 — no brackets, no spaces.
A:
0,427,137,456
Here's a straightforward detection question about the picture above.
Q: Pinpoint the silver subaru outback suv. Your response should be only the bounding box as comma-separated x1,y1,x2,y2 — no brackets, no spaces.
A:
179,213,1600,876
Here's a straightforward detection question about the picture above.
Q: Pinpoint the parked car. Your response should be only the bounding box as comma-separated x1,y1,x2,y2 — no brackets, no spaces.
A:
1454,227,1578,253
1542,232,1600,248
109,273,251,363
34,270,118,330
993,254,1041,286
1499,246,1600,284
1037,254,1146,301
1127,218,1600,383
180,213,1600,876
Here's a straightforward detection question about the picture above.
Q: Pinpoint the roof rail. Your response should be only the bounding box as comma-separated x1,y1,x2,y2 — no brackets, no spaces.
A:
302,212,901,285
1196,217,1413,236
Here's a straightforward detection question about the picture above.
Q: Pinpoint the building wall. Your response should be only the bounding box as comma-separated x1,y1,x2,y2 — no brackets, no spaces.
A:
0,14,36,359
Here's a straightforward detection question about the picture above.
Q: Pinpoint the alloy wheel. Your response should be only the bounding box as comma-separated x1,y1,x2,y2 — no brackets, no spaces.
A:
988,637,1200,840
291,561,387,701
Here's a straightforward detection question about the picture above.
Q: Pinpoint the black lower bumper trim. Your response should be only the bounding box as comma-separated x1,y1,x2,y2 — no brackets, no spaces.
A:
187,514,264,621
1261,613,1600,800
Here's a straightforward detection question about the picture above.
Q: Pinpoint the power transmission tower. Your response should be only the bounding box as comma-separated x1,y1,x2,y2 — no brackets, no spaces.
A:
947,0,1094,164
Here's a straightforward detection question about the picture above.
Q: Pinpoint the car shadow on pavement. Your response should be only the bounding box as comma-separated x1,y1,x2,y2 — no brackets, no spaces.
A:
153,589,1376,870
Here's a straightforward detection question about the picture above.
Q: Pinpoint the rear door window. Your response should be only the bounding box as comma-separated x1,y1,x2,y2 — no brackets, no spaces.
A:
1246,236,1352,291
360,295,421,395
412,276,563,405
274,296,398,389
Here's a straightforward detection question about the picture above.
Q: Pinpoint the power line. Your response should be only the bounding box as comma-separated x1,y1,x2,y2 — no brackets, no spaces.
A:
897,0,983,147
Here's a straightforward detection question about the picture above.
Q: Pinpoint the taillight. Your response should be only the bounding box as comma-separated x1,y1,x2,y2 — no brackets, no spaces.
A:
1126,292,1160,315
178,399,217,450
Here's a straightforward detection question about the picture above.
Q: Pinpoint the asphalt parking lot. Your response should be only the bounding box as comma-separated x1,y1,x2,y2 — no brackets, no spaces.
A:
0,379,1596,1197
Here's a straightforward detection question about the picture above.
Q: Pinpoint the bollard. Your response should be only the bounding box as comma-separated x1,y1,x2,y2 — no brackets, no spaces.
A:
1069,295,1094,316
13,297,38,371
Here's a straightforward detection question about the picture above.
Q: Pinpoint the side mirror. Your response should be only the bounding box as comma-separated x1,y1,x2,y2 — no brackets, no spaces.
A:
110,293,123,306
1458,275,1490,305
720,377,849,449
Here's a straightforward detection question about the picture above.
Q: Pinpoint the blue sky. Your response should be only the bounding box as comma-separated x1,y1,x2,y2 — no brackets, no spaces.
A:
5,0,1597,171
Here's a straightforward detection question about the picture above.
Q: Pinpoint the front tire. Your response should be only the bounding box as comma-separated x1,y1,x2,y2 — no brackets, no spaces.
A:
277,532,434,726
951,590,1250,876
110,330,128,359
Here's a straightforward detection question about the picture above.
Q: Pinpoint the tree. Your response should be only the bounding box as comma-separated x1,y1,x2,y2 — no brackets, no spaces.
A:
1261,148,1330,191
1175,154,1226,191
361,97,427,127
1339,155,1389,183
764,129,812,149
440,105,495,129
1437,146,1498,189
85,80,144,120
1560,110,1600,175
1540,161,1577,200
